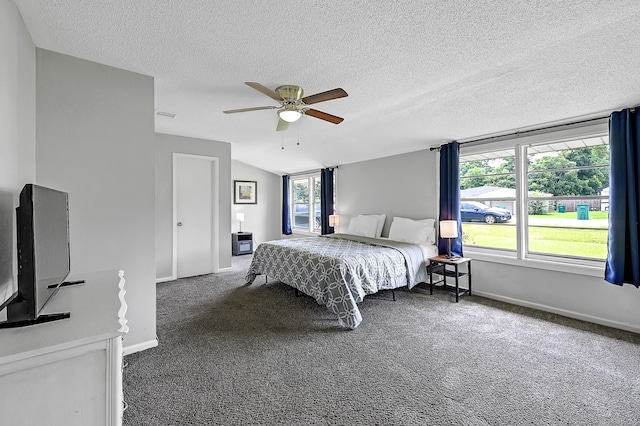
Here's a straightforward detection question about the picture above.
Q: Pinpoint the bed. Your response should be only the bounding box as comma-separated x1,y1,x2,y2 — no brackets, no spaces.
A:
245,231,438,329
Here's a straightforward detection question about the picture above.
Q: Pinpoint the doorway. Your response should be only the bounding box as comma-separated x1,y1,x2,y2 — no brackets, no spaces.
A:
172,154,220,278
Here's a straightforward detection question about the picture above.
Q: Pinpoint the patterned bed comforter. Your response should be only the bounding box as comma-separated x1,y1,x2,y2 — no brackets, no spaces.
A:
245,233,429,329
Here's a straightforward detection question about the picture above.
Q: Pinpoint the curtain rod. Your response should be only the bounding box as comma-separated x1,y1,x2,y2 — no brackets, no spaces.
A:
429,113,614,151
287,165,339,177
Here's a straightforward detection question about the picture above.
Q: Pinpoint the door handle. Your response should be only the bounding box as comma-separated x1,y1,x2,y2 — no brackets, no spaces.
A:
177,222,183,227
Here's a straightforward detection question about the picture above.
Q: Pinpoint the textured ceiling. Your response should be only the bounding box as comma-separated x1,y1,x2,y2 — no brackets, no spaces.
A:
13,0,640,175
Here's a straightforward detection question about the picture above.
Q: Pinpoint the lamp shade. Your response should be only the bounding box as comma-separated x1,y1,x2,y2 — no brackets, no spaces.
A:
278,109,302,123
329,214,340,227
440,220,458,239
236,212,245,222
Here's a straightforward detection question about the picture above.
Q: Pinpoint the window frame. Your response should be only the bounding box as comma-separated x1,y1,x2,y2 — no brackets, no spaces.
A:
290,172,322,235
458,118,609,276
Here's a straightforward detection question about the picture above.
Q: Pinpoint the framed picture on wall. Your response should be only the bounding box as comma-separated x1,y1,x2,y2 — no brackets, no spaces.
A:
234,180,257,204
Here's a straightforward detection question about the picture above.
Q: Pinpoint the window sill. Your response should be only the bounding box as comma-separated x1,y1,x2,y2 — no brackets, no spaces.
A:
464,249,605,278
288,230,320,237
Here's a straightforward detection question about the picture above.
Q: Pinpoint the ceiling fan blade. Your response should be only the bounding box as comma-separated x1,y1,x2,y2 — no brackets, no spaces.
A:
245,82,283,101
301,88,348,105
276,118,289,132
305,108,344,124
223,106,278,114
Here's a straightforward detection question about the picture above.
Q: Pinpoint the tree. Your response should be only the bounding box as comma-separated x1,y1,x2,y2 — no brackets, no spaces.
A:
293,182,309,203
460,160,491,176
461,157,516,189
460,146,609,196
489,157,516,189
528,147,609,196
528,191,550,214
565,145,609,194
461,167,488,189
314,178,321,203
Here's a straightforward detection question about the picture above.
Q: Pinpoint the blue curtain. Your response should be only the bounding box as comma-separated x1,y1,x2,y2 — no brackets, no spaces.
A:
320,168,335,235
605,108,640,287
282,175,292,235
438,141,463,257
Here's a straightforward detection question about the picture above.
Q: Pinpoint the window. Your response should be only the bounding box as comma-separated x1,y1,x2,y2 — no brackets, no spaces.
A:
460,123,609,266
525,138,609,260
460,149,516,251
291,173,322,233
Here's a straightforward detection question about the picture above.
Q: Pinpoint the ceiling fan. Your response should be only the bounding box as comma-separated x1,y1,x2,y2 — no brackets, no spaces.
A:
223,82,348,131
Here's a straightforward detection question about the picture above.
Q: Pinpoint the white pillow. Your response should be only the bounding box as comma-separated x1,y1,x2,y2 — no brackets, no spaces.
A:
346,215,380,238
416,218,436,244
388,217,434,244
357,214,386,238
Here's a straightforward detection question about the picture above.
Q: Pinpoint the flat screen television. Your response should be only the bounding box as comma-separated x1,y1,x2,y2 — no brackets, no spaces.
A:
0,184,71,327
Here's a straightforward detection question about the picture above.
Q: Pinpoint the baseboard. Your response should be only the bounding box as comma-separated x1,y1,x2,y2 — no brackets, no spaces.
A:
157,268,232,282
473,290,640,334
123,338,158,356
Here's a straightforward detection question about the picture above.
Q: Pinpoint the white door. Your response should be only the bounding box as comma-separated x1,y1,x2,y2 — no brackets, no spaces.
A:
175,156,213,278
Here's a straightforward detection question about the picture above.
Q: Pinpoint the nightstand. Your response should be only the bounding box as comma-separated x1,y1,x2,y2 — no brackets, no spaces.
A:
428,255,472,302
232,232,253,256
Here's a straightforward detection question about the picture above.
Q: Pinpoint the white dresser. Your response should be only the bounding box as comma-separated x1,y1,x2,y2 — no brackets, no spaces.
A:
0,270,127,426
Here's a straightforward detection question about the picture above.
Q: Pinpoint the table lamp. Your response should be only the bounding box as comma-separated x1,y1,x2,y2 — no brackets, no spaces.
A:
236,212,245,233
440,220,459,259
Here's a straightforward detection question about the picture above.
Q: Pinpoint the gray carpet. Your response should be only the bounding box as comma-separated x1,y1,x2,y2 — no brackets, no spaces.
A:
123,255,640,425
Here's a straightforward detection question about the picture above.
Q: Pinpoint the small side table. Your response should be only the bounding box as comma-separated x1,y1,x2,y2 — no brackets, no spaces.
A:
428,255,472,302
232,232,253,256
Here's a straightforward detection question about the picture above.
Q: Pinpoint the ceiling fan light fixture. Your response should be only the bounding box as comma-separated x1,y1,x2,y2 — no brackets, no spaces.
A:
278,109,302,123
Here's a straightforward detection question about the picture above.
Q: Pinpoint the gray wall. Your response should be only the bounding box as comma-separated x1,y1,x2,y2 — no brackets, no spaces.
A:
35,49,157,350
472,258,640,332
155,133,232,279
231,160,281,246
337,149,439,235
0,1,36,319
336,146,640,333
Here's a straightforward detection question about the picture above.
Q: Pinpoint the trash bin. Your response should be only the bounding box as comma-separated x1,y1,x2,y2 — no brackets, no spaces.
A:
577,204,589,220
558,205,566,213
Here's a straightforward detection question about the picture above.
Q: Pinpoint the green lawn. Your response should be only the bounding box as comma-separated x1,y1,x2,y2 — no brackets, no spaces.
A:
530,210,609,221
462,215,608,259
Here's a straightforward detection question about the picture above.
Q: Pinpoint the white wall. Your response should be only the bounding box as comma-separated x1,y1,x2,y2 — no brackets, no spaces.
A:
35,49,157,350
231,160,281,246
155,133,232,280
0,0,36,319
337,149,439,235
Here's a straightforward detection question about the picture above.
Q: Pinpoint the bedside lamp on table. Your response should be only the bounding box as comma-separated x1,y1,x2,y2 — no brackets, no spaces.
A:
440,220,459,259
236,212,245,233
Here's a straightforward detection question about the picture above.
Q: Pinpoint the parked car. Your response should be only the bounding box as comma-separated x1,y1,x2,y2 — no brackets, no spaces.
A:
294,204,321,228
460,201,512,224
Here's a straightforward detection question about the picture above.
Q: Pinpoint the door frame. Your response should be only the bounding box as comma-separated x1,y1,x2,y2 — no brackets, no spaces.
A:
171,153,220,280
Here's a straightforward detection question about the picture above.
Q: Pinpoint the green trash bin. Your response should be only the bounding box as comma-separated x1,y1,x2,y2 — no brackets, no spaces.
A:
558,205,566,213
577,204,589,220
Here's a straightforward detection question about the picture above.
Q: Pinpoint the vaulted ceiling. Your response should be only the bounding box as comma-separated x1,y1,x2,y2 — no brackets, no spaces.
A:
13,1,640,175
